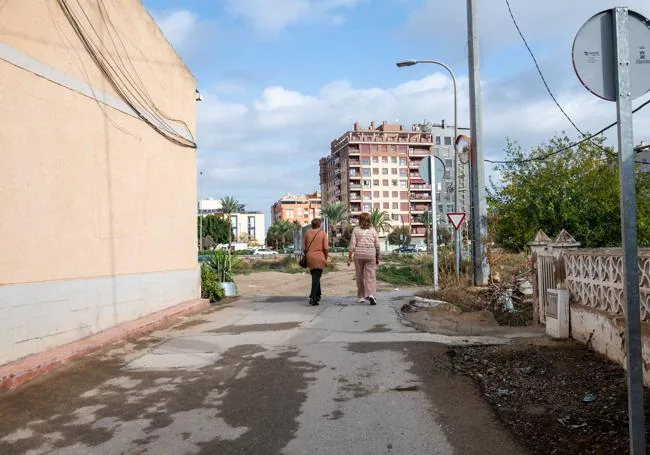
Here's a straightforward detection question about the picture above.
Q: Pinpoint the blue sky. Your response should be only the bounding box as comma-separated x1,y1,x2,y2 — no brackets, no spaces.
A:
143,0,650,220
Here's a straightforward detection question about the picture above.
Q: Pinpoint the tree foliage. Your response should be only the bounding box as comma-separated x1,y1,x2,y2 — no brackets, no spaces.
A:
388,227,411,246
267,219,295,249
488,135,650,251
321,202,348,242
370,209,392,234
198,215,230,245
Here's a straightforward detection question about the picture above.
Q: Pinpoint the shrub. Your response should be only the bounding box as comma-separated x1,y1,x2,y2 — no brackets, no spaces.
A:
201,264,225,302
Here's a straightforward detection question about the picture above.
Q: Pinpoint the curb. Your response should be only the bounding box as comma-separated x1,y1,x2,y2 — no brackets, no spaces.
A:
0,298,211,393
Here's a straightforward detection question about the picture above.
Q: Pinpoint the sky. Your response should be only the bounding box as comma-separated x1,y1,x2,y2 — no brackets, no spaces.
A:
143,0,650,222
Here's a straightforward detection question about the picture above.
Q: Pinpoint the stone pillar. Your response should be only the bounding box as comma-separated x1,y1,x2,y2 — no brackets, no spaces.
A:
528,230,552,325
549,229,581,290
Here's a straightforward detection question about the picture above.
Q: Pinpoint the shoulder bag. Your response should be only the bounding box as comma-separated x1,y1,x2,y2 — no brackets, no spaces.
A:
299,231,321,268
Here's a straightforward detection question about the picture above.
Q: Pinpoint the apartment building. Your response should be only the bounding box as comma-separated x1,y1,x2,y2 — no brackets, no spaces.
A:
319,121,469,244
271,192,322,226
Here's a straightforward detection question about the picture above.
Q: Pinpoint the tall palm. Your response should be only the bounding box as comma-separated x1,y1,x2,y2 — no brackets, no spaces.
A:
320,202,348,242
269,220,293,250
219,196,245,248
370,209,392,234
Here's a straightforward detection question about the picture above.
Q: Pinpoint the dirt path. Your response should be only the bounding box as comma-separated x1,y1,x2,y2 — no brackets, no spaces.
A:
235,268,397,298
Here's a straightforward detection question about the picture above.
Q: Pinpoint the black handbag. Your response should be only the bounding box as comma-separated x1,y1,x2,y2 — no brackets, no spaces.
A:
299,232,320,268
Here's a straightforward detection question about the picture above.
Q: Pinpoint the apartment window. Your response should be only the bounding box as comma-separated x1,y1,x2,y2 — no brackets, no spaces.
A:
391,157,397,164
373,179,380,186
231,215,238,238
391,168,398,175
361,158,370,165
382,168,389,175
287,209,294,218
392,191,398,197
444,170,451,179
382,157,388,163
446,203,453,212
399,158,407,166
383,191,389,197
383,179,389,186
248,216,256,239
399,180,408,188
362,168,371,177
370,144,378,153
373,168,379,175
373,191,380,197
363,179,372,188
390,145,397,153
392,214,399,221
436,193,441,202
383,202,389,209
360,144,370,153
392,180,398,187
363,203,372,212
408,147,414,153
392,202,399,209
435,136,441,145
445,158,453,169
444,136,452,145
438,204,444,212
399,169,408,177
372,156,379,164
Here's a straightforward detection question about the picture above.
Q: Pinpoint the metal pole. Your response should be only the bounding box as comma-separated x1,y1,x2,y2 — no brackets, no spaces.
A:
613,8,646,454
467,0,490,285
430,157,439,290
198,170,203,252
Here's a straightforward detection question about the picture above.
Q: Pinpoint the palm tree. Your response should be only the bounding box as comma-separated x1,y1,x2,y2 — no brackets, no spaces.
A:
219,196,245,248
268,220,294,250
370,209,392,234
320,202,348,242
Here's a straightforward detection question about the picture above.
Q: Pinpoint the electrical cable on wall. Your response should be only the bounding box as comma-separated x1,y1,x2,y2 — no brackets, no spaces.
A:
56,0,197,148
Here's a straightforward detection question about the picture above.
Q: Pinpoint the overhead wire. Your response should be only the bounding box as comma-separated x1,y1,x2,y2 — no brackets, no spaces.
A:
55,0,196,148
493,0,650,165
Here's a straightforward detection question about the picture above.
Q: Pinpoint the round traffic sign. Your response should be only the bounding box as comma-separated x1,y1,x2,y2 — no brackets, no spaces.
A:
573,9,650,101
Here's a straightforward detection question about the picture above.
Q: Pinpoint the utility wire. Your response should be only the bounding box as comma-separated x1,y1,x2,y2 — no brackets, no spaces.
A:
489,0,650,165
485,98,650,164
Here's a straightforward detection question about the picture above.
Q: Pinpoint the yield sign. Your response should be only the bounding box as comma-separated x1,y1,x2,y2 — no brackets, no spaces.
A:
447,212,466,230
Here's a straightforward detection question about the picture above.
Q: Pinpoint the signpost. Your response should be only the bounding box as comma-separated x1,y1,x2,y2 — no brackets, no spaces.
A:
573,8,650,454
419,155,445,290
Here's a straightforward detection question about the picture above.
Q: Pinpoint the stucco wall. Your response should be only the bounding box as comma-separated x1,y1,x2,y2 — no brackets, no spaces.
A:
0,0,198,364
570,304,650,386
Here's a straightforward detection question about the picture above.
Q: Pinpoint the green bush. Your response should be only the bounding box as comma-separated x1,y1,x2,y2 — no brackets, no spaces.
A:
201,264,225,302
377,264,433,286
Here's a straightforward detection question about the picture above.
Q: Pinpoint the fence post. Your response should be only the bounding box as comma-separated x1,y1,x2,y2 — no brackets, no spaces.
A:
550,229,581,290
528,230,552,325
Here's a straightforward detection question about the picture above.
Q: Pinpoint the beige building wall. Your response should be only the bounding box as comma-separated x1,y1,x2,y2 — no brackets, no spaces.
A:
0,0,199,364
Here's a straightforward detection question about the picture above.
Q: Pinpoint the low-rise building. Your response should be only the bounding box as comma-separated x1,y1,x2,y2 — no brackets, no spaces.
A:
198,199,265,246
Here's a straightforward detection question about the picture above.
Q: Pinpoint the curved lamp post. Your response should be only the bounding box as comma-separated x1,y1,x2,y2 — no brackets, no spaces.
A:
396,59,461,276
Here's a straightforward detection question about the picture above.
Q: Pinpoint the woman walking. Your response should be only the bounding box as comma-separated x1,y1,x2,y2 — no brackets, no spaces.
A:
347,212,380,305
303,218,328,306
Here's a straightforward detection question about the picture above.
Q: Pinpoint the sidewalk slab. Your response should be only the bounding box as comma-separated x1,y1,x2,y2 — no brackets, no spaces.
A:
0,298,211,392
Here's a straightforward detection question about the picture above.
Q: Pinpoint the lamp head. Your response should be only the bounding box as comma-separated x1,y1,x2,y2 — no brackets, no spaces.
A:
396,60,418,68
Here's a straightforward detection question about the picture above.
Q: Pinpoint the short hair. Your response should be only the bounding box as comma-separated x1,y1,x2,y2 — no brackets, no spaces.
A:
358,212,371,229
312,218,322,228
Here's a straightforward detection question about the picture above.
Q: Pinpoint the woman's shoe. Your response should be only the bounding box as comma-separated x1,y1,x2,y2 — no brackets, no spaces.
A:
367,296,377,306
357,298,365,303
309,298,319,306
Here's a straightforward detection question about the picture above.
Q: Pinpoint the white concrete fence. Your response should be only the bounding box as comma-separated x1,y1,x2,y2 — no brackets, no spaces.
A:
529,230,650,384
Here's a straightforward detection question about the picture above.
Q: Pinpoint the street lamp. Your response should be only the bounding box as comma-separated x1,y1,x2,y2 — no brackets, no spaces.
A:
396,59,461,276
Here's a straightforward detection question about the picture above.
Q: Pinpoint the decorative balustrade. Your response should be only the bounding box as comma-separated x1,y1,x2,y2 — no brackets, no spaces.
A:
565,249,650,321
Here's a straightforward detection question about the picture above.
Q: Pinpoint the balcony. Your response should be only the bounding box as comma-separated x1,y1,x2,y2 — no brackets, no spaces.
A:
410,205,429,213
348,148,361,155
411,184,431,191
349,173,361,179
350,193,361,201
350,183,361,189
349,160,361,166
410,194,432,201
409,149,430,156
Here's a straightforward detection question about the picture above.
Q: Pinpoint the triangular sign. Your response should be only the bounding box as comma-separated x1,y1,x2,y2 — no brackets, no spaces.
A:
447,212,466,230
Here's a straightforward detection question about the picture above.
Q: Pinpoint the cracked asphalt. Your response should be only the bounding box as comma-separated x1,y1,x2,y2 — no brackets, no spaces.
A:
0,292,524,454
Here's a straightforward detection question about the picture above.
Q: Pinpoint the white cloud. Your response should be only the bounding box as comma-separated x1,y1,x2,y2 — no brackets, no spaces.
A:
155,10,198,49
226,0,364,35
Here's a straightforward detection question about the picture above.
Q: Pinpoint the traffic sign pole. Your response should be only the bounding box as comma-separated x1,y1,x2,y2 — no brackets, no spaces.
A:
430,155,439,291
613,8,646,454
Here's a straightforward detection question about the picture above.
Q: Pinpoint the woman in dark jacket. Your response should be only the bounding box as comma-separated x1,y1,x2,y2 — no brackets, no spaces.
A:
303,218,329,306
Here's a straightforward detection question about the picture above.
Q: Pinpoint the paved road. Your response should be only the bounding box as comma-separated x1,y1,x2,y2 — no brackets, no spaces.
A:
0,292,523,455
